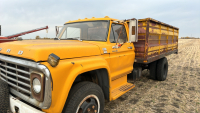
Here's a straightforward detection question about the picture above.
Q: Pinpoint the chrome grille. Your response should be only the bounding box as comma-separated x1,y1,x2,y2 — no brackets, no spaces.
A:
0,60,31,96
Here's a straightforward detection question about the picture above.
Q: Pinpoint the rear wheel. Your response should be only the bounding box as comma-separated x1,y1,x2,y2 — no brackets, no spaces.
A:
62,82,104,113
156,57,168,81
149,61,157,80
0,79,10,113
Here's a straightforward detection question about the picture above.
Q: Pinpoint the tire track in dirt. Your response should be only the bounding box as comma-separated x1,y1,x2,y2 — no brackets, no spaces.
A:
104,39,200,113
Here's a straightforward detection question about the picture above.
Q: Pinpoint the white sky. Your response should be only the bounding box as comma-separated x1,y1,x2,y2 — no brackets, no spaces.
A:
0,0,200,39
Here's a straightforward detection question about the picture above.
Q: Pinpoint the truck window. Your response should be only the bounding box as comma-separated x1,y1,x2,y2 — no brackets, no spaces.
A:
67,27,81,38
88,27,107,41
58,21,109,41
109,26,116,43
112,24,127,43
60,27,81,39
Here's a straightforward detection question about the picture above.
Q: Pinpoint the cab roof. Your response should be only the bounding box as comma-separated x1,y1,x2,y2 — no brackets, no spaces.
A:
65,16,119,24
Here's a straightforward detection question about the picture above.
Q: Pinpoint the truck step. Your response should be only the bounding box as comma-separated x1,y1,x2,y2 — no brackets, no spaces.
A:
111,83,135,100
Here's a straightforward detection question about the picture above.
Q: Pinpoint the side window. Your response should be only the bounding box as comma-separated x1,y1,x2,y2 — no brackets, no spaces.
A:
109,26,116,43
112,24,127,43
60,29,67,39
67,27,81,38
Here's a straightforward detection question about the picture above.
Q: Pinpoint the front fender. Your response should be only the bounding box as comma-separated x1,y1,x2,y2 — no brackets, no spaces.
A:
41,56,110,113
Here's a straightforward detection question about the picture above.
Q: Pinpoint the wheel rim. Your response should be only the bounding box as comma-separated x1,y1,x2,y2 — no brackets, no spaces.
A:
76,94,100,113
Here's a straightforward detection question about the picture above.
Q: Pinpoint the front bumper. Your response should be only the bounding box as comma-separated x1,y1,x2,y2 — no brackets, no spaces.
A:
10,95,45,113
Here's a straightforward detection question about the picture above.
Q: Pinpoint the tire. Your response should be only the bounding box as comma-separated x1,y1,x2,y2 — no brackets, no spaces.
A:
62,82,105,113
149,61,157,80
156,57,168,81
0,79,10,113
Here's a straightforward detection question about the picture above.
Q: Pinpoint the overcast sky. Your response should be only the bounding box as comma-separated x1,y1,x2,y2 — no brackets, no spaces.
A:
0,0,200,39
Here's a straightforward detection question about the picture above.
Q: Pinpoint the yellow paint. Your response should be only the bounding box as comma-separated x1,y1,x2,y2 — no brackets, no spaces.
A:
65,17,118,24
149,22,160,28
0,40,102,61
138,22,147,26
148,43,177,56
111,82,135,100
148,45,167,52
0,17,137,112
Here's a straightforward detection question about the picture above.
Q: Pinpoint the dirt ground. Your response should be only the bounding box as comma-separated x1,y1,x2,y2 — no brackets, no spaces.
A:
104,39,200,113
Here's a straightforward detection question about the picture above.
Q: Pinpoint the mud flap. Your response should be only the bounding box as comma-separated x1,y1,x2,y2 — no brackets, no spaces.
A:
0,79,10,113
127,67,142,80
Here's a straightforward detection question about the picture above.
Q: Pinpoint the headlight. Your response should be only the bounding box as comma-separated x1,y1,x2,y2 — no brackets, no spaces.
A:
31,72,45,102
33,78,41,93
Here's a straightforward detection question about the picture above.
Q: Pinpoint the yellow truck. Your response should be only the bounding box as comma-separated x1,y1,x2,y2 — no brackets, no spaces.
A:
0,16,178,113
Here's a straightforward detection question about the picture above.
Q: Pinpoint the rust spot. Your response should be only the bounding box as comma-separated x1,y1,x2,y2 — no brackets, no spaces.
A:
138,22,143,26
138,27,146,33
151,22,157,26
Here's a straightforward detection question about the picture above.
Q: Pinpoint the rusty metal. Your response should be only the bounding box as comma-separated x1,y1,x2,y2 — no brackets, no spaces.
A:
3,26,48,39
134,18,179,64
136,49,178,64
0,39,17,43
30,72,45,102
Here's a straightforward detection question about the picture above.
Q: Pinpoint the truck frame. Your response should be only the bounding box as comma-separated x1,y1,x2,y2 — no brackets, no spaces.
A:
0,16,178,113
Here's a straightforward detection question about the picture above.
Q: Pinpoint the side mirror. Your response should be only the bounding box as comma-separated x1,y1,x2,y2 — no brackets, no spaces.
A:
129,19,138,42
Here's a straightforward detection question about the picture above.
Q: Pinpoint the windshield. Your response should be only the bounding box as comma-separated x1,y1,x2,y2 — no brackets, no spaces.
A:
57,21,109,41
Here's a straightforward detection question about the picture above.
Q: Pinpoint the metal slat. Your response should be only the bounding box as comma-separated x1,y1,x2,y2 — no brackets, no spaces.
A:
0,68,30,81
0,63,30,75
0,77,31,94
0,72,30,88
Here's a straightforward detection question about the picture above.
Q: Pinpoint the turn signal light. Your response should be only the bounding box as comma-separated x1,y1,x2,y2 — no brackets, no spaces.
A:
48,53,60,67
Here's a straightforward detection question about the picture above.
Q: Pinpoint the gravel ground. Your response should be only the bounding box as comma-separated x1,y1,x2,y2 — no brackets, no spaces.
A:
104,39,200,113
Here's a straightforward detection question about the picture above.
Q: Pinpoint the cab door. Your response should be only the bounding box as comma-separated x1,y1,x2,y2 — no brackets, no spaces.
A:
107,23,119,76
111,23,135,75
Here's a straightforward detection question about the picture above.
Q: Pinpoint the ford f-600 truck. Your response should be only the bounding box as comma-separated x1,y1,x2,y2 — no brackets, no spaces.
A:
0,16,178,113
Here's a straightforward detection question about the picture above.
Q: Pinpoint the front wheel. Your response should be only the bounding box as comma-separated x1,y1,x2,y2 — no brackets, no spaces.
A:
62,82,104,113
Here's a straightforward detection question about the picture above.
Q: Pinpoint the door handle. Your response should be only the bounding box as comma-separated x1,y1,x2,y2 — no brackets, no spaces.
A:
128,46,133,49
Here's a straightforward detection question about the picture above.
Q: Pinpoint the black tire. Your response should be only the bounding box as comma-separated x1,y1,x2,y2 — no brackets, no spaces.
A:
62,82,105,113
149,61,157,80
156,57,168,81
0,79,10,113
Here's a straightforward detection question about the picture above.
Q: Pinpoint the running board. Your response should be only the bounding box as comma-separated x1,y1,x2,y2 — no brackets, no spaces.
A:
111,83,135,100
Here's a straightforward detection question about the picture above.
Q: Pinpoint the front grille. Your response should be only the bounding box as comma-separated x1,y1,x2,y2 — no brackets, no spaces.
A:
0,60,31,97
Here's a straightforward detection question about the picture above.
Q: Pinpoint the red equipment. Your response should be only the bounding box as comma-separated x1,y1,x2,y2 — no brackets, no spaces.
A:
0,26,48,43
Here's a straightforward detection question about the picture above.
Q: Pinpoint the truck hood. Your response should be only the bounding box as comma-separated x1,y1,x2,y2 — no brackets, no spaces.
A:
0,40,101,61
